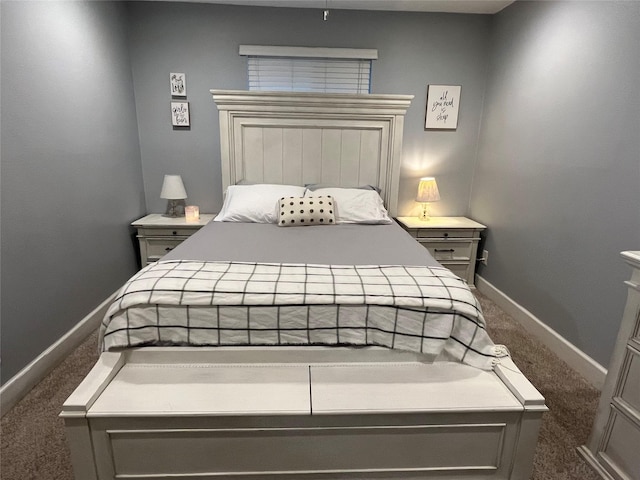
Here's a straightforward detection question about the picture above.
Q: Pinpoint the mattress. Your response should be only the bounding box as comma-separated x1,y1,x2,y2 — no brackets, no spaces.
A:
101,221,500,369
164,220,441,267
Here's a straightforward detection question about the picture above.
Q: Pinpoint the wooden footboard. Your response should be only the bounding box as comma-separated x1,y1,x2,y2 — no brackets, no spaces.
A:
61,347,546,480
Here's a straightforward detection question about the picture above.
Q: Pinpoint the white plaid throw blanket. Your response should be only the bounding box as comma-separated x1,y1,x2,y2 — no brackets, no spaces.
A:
101,260,502,369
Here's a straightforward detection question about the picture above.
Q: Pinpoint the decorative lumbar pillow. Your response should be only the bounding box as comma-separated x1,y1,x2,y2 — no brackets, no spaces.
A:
278,196,335,227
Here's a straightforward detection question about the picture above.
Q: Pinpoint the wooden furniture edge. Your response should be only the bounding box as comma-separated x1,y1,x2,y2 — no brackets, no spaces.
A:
493,356,547,480
60,351,125,416
576,446,616,480
210,89,414,113
493,357,547,410
622,250,640,292
60,352,125,480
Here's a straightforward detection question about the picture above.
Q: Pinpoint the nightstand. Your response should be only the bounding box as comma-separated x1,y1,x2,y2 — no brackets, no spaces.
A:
396,216,486,286
132,213,216,266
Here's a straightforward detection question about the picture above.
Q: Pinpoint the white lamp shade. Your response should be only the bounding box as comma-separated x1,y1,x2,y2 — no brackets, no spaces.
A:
416,177,440,202
160,175,187,199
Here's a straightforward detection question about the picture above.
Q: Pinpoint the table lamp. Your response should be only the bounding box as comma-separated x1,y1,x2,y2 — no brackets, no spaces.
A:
416,177,440,221
160,174,187,217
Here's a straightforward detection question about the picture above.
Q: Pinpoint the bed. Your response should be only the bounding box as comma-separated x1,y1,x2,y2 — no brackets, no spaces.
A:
61,90,546,480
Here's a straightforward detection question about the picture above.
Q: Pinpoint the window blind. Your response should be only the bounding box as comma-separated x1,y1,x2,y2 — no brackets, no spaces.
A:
240,46,376,94
247,57,371,94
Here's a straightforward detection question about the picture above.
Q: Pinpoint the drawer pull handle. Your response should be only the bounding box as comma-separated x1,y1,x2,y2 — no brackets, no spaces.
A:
172,231,178,235
435,248,455,253
443,233,449,237
165,247,173,252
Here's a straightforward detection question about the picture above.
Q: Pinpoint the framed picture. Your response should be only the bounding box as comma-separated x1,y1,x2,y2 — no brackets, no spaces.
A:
425,85,461,129
171,101,190,127
170,72,187,97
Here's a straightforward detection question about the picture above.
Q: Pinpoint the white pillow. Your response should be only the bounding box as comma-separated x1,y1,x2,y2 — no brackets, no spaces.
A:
304,187,392,224
214,184,306,223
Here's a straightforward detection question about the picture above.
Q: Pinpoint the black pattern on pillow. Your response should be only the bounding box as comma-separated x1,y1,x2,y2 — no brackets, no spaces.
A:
278,196,335,227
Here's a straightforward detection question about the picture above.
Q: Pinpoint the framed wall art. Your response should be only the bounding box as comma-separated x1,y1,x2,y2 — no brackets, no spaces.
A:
171,101,190,127
170,72,187,97
425,85,461,130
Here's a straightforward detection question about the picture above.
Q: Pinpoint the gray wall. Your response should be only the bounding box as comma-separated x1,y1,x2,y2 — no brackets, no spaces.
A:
0,1,145,383
127,2,492,217
471,0,640,366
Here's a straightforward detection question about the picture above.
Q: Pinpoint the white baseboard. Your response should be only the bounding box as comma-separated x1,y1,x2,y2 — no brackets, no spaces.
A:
475,275,607,390
0,291,117,417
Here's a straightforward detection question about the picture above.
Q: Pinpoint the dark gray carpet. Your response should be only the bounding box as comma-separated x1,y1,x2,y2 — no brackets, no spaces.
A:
1,292,601,479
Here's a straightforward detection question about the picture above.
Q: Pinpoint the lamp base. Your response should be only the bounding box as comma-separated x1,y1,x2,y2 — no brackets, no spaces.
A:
163,200,184,218
418,203,431,221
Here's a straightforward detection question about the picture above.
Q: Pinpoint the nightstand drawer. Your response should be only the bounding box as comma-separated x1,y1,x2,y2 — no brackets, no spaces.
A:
144,238,186,261
600,410,640,479
138,227,200,237
620,346,640,413
416,229,475,239
419,240,473,261
392,217,486,286
132,214,216,267
439,262,470,280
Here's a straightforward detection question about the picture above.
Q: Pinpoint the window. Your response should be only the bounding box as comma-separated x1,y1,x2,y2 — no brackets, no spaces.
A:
240,45,377,94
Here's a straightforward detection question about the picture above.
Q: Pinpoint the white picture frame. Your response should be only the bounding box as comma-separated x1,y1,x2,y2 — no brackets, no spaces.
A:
425,85,461,129
171,101,190,127
170,72,187,97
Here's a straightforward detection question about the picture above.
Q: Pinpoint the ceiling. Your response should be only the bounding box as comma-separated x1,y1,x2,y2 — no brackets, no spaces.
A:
156,0,515,15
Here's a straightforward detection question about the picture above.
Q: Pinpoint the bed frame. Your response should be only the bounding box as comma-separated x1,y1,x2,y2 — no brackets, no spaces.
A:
61,90,547,480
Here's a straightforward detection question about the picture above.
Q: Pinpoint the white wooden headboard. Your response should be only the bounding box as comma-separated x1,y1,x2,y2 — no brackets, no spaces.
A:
210,90,413,216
